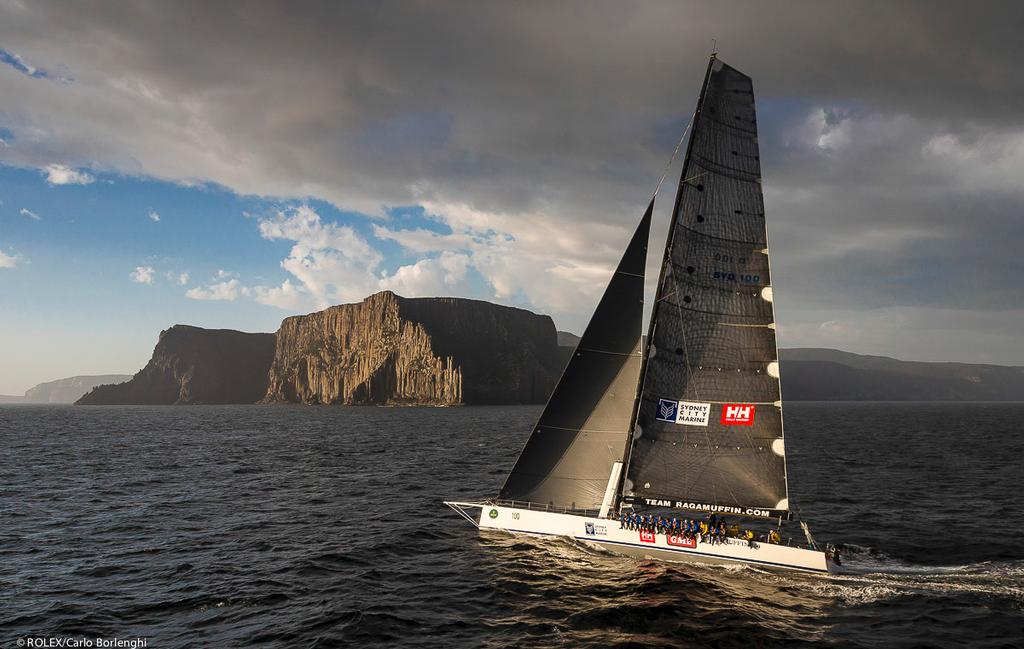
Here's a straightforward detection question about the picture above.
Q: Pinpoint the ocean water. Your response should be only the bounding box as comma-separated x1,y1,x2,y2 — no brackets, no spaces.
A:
1,402,1021,648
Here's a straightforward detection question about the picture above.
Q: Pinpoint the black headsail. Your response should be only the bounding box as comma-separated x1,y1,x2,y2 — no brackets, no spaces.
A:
500,201,652,510
621,56,790,519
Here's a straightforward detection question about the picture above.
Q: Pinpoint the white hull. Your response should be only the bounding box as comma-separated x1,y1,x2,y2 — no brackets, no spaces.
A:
447,502,836,574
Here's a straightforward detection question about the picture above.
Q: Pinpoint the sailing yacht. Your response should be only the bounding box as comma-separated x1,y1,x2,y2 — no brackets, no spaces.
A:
446,55,839,574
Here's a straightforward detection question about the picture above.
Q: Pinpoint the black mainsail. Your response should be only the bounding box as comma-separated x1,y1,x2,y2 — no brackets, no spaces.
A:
498,55,789,520
621,56,790,519
500,201,652,510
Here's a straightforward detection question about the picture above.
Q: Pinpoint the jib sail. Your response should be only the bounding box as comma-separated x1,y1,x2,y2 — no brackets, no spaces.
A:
499,201,652,510
621,56,790,519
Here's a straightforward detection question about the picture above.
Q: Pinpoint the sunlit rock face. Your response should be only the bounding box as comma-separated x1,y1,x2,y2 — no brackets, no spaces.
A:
263,291,563,405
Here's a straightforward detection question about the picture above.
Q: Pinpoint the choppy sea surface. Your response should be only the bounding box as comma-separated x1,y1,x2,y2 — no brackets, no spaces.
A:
1,402,1021,648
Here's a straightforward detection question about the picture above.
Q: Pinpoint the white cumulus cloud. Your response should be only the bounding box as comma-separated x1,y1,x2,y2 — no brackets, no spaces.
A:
130,265,155,284
0,248,20,268
380,251,471,296
186,278,249,301
148,210,160,222
253,278,308,310
44,164,95,185
164,270,189,285
257,205,383,308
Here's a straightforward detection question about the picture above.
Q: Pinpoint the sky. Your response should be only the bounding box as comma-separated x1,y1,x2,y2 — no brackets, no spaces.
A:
1,1,1024,394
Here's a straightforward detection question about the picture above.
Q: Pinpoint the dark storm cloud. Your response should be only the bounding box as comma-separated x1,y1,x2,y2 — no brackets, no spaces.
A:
1,0,1022,358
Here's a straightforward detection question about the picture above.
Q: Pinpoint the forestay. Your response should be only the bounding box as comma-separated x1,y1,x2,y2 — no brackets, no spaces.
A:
621,57,790,519
500,202,652,510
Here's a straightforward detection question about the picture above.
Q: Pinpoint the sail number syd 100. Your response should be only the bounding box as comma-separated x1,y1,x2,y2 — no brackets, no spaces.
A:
712,270,761,284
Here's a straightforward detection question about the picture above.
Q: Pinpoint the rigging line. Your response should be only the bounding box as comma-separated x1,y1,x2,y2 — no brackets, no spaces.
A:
665,258,699,403
661,257,717,491
665,257,717,487
653,112,696,199
681,170,712,186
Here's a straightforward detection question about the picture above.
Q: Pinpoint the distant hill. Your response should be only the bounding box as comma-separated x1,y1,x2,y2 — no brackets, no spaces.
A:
779,348,1024,401
0,375,133,404
557,331,581,348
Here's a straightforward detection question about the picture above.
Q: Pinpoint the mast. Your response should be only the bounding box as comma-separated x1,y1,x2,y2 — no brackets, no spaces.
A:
616,54,718,511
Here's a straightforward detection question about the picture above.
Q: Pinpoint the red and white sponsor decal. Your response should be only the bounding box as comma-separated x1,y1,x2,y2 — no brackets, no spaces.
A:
639,530,656,543
721,403,756,426
666,534,696,548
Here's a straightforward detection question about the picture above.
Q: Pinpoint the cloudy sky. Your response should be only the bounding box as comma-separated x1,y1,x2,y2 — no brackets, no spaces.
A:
1,1,1023,394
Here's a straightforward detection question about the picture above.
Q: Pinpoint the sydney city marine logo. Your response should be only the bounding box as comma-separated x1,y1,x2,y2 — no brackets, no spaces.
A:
657,399,678,421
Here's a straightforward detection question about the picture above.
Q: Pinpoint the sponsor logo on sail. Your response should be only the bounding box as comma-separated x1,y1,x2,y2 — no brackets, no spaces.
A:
657,399,710,426
656,399,679,422
721,403,756,426
677,401,711,426
667,534,696,548
639,530,656,543
712,270,761,284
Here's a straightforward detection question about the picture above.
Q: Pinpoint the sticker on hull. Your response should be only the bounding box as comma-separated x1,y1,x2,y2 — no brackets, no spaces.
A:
667,534,697,548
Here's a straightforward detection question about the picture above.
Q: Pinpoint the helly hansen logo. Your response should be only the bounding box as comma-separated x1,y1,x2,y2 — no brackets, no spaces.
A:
721,404,756,426
639,530,656,543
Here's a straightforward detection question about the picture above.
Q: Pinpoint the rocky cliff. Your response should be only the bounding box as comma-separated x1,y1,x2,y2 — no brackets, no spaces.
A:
263,291,563,405
77,326,276,405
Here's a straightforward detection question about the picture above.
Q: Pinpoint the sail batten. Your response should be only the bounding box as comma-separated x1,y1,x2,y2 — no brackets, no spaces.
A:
622,56,790,519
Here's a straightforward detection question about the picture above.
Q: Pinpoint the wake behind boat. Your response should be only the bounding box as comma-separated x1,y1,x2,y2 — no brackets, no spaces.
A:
446,54,840,574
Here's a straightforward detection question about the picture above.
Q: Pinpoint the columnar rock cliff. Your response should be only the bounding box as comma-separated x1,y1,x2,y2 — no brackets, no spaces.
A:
263,291,563,405
76,326,276,405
